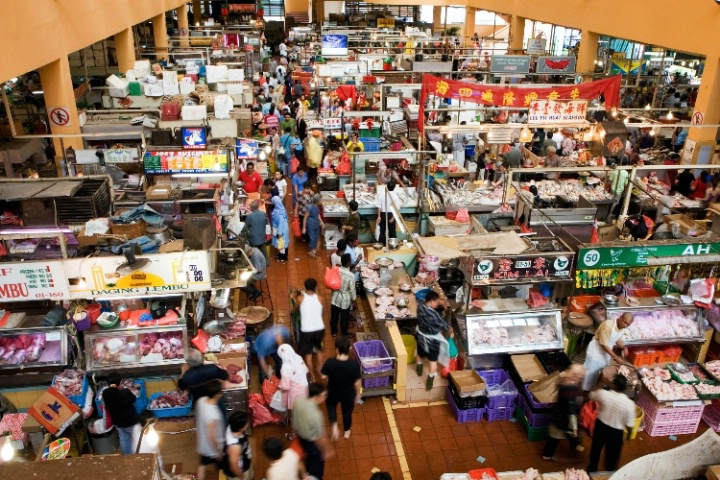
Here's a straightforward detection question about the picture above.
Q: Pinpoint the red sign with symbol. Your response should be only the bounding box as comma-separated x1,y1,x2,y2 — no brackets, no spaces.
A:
692,112,704,126
48,107,72,127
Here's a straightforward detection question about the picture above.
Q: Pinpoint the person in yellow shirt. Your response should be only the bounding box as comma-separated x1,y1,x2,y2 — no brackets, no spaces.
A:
346,133,364,153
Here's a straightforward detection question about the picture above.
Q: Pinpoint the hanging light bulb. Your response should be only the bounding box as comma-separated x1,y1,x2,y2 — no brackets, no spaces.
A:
146,425,159,447
1,435,14,461
667,111,674,120
611,108,618,118
519,126,532,143
446,133,453,139
649,128,656,136
259,151,267,161
263,145,272,154
623,117,629,124
645,104,651,111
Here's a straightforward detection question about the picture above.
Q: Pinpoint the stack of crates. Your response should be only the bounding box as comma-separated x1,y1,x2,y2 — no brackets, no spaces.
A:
360,137,381,152
477,369,518,422
637,389,705,436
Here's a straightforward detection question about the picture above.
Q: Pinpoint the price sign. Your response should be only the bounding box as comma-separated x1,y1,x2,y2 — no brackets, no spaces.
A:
0,261,70,301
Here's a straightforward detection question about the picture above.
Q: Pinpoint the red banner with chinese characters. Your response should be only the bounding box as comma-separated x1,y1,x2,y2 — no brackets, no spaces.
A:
418,74,621,133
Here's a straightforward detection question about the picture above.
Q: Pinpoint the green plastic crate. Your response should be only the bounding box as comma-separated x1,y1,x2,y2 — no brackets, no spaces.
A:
514,408,548,441
359,127,381,138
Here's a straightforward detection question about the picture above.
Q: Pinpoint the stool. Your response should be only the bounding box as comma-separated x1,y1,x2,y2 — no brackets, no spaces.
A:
245,278,273,310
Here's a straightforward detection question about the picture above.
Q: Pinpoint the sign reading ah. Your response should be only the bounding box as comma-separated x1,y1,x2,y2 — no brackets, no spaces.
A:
578,243,720,270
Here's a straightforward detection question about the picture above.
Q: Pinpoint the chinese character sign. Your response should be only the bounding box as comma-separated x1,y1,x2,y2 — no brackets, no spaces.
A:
527,100,589,124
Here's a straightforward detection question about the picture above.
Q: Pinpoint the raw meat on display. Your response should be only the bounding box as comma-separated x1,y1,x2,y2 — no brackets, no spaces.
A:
642,377,698,401
695,383,720,396
471,322,557,347
149,391,189,409
0,334,46,365
53,369,86,397
689,365,710,381
639,367,671,381
610,309,700,341
138,331,185,359
225,363,245,384
219,319,247,340
119,379,142,397
563,469,590,480
92,336,129,363
706,360,720,379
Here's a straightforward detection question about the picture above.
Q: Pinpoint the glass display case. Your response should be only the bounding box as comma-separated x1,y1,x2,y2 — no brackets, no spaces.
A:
463,309,564,355
604,298,704,345
0,317,69,370
84,324,188,371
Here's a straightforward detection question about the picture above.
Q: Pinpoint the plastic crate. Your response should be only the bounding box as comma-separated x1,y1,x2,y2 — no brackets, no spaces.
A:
449,381,487,410
536,351,571,374
658,346,683,364
514,407,548,441
627,347,660,367
52,372,89,407
362,376,391,389
667,363,701,385
636,390,705,425
476,369,518,409
485,407,515,422
363,142,381,152
701,403,720,432
518,393,554,427
469,469,498,480
447,387,484,423
147,393,193,418
569,295,601,314
359,127,381,138
354,340,393,374
625,281,659,298
96,380,147,418
643,414,701,437
523,384,556,410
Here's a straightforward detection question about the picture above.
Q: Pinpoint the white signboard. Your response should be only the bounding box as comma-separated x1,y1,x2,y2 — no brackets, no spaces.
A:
528,100,589,124
322,117,342,128
0,261,69,302
527,38,547,55
63,251,212,299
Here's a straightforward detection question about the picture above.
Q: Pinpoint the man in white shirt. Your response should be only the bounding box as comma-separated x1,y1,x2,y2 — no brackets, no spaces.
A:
587,375,636,473
279,41,288,58
263,437,306,480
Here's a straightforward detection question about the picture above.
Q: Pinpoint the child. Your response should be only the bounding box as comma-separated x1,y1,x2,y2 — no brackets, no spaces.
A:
263,437,307,480
224,412,253,480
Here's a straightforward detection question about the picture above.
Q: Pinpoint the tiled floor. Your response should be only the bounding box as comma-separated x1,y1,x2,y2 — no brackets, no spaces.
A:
235,203,710,480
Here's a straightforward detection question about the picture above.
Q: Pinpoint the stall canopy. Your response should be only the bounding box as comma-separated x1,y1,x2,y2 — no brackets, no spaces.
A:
418,75,622,133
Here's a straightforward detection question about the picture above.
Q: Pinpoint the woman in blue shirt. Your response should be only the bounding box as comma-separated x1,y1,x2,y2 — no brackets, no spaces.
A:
291,169,308,208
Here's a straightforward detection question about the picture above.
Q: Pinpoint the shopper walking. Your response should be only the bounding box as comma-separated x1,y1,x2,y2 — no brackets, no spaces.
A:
245,200,268,254
321,337,362,440
292,383,330,480
291,169,308,208
294,183,314,242
376,182,397,244
415,290,452,390
291,278,326,380
102,372,141,455
542,365,585,460
223,412,253,480
586,375,636,473
342,200,361,239
582,313,634,391
303,194,324,258
330,254,357,338
195,380,226,480
278,344,310,410
179,349,229,404
271,196,290,262
263,437,307,480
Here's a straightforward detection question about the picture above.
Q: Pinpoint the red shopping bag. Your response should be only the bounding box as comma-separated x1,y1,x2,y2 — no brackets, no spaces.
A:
580,400,598,437
324,266,341,290
292,216,302,238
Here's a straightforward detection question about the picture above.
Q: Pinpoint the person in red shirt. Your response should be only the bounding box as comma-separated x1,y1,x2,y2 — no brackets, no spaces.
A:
239,162,263,193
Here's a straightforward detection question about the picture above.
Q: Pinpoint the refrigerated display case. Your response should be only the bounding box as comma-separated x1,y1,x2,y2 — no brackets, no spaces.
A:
0,317,69,370
84,324,188,371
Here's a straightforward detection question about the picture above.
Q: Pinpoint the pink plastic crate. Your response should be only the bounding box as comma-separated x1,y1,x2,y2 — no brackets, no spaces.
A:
644,414,701,437
485,407,515,422
447,387,484,423
702,405,720,432
637,391,705,425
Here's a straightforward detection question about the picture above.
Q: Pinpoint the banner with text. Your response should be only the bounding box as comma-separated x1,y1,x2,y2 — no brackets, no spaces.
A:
577,242,720,270
0,261,69,302
64,251,212,299
528,100,589,124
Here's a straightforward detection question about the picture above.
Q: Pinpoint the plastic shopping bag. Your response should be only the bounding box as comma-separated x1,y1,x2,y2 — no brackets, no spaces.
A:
269,390,287,412
324,266,342,290
292,216,302,238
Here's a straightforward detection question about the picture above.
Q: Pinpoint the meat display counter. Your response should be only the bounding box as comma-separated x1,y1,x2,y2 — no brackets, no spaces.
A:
84,323,188,371
602,298,705,346
0,317,69,372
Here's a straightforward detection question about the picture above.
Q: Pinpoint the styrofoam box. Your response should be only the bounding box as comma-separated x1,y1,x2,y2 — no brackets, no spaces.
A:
228,69,244,81
143,84,164,97
108,86,129,98
106,74,127,89
134,59,151,77
205,65,229,83
182,105,207,121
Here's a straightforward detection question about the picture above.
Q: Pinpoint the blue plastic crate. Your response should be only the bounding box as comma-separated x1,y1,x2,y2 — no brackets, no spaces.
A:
476,369,518,409
359,137,382,144
485,407,515,422
363,142,381,152
96,379,147,418
147,392,193,418
446,387,484,423
52,372,89,407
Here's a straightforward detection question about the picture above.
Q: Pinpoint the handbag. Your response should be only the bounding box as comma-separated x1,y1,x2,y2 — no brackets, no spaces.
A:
324,266,342,290
291,157,300,174
277,135,290,156
292,216,302,238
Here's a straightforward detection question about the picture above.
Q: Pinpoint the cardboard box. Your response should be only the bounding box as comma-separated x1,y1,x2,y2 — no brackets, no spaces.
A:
449,370,486,395
663,214,706,236
182,105,207,121
528,371,561,404
707,465,720,480
597,224,619,242
146,185,172,200
511,354,547,382
77,228,100,247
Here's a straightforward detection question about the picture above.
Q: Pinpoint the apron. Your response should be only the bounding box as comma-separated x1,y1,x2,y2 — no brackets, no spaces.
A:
416,327,451,367
582,321,624,390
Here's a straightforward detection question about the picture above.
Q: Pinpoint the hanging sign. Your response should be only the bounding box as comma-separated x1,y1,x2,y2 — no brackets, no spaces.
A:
418,74,622,133
461,253,574,284
0,261,69,302
527,39,547,55
528,100,589,124
536,56,577,74
63,251,212,299
577,242,720,270
180,127,208,150
143,149,228,174
490,55,532,74
610,59,646,75
322,117,342,128
236,139,258,159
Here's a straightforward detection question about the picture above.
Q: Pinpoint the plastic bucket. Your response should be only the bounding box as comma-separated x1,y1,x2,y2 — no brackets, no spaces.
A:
86,303,102,324
624,406,644,440
72,310,91,331
89,427,119,454
401,335,416,364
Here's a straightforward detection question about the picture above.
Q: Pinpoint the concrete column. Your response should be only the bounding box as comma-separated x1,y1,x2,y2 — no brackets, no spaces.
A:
433,6,443,35
38,57,83,175
114,28,135,73
685,53,720,162
152,13,169,61
177,4,190,47
508,15,526,53
193,0,202,26
315,0,324,24
576,30,599,80
464,7,476,47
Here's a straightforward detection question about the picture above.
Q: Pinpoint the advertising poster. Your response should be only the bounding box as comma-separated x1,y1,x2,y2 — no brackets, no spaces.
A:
321,34,348,56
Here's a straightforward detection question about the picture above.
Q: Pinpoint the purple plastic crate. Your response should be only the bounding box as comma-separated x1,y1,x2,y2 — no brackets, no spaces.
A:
485,407,515,422
354,340,393,375
477,369,518,409
447,387,484,423
523,384,556,410
518,394,554,427
362,376,390,389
